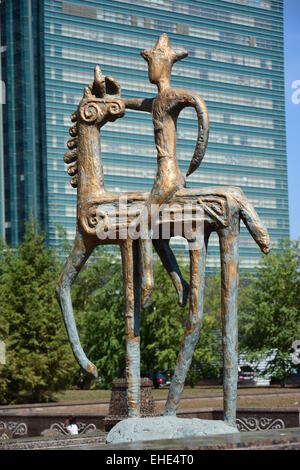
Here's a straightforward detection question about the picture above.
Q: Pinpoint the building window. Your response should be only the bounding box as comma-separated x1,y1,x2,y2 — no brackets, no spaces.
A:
131,15,138,26
176,23,189,35
62,1,97,19
65,206,76,217
248,36,257,47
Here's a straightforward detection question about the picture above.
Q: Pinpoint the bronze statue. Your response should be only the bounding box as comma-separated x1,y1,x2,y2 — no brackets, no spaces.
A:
56,34,270,428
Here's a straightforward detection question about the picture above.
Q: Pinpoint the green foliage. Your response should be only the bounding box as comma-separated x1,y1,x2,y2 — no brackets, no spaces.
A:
0,221,77,403
192,274,223,380
140,262,187,376
2,217,298,399
73,253,224,387
239,240,300,383
56,224,72,256
72,248,126,388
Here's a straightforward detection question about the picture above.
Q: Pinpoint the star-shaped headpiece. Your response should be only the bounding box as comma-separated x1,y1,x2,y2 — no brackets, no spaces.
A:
141,33,188,64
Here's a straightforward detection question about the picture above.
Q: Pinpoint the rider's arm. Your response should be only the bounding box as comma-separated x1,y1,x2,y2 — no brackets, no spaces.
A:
122,97,154,113
172,90,209,177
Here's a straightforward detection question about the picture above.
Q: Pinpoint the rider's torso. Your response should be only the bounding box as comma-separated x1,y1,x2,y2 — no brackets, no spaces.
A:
152,88,184,189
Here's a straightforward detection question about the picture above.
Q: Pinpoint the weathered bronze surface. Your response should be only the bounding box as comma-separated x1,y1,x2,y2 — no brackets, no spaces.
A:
56,34,270,428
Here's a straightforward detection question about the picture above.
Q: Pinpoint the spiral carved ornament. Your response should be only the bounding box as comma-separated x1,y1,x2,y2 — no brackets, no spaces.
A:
79,100,124,124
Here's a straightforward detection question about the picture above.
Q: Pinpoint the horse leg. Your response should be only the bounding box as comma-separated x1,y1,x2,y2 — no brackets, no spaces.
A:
120,239,141,417
139,238,189,309
218,220,240,428
164,232,209,416
139,238,153,308
56,231,97,377
153,239,189,307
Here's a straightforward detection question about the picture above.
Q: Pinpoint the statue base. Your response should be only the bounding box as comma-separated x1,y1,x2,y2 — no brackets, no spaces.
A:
106,416,237,444
104,378,157,432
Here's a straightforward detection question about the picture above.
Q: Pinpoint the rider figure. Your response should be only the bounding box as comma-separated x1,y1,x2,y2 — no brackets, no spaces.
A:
123,34,209,307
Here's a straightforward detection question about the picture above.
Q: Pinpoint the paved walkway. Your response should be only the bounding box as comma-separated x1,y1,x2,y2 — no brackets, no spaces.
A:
1,428,300,450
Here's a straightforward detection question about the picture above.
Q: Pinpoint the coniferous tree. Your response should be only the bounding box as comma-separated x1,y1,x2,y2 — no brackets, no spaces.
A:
0,221,77,403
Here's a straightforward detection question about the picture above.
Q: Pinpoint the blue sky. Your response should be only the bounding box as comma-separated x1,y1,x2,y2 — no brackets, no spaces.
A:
284,0,300,240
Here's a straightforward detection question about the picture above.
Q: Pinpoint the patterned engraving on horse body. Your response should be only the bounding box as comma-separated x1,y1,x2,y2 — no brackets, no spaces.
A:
198,196,229,228
236,417,285,432
84,196,230,235
0,421,28,438
88,207,108,230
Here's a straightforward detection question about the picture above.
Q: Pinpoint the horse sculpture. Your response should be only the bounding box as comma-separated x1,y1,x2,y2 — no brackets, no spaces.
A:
56,36,270,428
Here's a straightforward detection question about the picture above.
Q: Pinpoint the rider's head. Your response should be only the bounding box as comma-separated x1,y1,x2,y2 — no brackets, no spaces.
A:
141,34,188,87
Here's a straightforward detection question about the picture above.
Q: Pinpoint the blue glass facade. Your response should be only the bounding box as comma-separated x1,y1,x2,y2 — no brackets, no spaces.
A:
0,0,46,244
0,0,289,269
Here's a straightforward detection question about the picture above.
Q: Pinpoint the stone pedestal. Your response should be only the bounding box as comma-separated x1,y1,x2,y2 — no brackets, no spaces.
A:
106,416,238,444
104,378,157,432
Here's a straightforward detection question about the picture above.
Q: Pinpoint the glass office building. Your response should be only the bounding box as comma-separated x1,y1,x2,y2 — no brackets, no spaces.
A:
0,0,289,269
0,25,4,240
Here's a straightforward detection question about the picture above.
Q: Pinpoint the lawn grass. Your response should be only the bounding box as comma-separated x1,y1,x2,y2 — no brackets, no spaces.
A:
172,394,300,412
55,386,300,405
55,389,111,402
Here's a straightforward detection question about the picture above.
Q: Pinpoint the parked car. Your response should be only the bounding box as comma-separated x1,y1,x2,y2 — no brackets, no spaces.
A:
238,365,256,387
153,370,170,389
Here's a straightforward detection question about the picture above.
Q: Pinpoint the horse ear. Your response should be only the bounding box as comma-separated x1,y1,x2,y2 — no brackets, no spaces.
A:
105,76,121,96
92,65,106,97
173,49,188,63
83,86,92,99
141,50,150,61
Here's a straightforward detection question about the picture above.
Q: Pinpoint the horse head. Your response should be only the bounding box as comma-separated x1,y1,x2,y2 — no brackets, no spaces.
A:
64,65,125,188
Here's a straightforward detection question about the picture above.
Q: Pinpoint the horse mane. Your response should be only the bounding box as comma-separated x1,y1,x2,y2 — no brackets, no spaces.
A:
63,66,121,189
64,110,79,188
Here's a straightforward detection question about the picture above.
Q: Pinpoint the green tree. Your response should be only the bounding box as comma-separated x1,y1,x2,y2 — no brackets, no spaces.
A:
141,267,224,384
0,221,77,403
73,253,231,388
56,224,72,256
140,261,187,376
239,240,300,384
73,251,188,388
72,248,126,388
191,273,223,383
